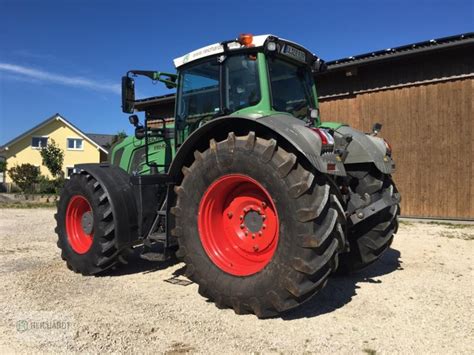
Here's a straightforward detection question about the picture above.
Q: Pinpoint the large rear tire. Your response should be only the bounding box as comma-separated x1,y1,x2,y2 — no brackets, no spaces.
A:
339,166,400,272
172,132,346,318
55,172,127,275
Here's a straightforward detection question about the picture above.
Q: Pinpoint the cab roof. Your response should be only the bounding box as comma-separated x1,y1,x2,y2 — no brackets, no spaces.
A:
173,34,312,68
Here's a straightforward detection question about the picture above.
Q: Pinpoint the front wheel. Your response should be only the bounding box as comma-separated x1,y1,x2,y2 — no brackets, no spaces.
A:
55,172,125,275
172,132,346,318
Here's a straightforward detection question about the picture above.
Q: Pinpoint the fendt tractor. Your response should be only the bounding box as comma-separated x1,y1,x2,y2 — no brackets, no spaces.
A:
56,34,400,318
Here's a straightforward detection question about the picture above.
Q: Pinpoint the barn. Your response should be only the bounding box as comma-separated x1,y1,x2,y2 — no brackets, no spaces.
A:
317,33,473,220
131,33,474,220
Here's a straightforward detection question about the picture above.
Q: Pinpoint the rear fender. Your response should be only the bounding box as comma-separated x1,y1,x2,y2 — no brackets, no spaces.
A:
335,126,395,174
169,114,346,179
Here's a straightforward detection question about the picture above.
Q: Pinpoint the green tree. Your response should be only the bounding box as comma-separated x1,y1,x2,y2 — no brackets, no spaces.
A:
0,160,6,173
40,139,64,178
105,130,128,149
114,130,127,142
8,164,40,193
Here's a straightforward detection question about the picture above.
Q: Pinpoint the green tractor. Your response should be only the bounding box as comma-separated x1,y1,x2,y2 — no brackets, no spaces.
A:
56,34,400,318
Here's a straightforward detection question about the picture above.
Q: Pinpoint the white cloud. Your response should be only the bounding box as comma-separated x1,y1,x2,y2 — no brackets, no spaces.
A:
0,63,120,94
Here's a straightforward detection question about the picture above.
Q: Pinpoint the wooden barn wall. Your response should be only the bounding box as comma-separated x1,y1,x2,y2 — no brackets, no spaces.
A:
319,78,473,219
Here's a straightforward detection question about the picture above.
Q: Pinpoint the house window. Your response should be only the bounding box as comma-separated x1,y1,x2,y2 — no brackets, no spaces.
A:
67,138,83,150
66,167,75,178
32,136,48,149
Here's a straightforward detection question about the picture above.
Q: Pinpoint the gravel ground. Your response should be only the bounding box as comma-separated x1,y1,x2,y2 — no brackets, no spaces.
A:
0,208,473,354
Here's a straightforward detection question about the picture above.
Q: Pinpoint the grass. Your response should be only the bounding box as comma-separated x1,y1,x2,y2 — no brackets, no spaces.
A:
0,201,56,209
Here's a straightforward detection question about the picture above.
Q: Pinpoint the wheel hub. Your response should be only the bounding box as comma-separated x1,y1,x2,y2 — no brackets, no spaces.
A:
244,210,263,233
81,211,94,234
66,195,93,254
198,174,279,276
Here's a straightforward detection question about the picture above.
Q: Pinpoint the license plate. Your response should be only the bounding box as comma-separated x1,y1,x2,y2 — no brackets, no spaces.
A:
281,44,306,62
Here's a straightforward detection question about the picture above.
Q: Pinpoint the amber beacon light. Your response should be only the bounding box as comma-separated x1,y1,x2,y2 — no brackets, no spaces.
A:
238,33,254,47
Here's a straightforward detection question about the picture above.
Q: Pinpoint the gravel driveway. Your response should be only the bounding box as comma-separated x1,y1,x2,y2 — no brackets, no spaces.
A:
0,208,472,354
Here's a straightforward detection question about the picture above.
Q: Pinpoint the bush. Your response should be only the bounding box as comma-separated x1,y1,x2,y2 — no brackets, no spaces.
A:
38,175,65,194
10,184,21,193
38,176,56,194
8,164,40,194
53,176,65,194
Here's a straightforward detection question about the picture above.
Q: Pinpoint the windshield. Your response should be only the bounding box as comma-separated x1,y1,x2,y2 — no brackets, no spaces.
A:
268,58,315,119
176,55,260,132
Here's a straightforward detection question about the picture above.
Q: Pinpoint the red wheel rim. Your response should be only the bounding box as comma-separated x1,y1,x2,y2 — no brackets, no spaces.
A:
198,174,279,276
66,195,93,254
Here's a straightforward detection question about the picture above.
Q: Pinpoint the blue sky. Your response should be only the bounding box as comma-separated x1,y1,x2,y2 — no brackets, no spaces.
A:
0,0,472,143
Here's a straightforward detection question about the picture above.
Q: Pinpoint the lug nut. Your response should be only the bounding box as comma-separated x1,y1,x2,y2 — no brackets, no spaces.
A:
240,215,244,220
252,234,256,239
258,231,262,236
245,231,248,236
253,245,259,251
357,212,364,219
262,224,266,229
262,215,266,220
227,212,233,218
240,224,245,229
257,208,261,213
261,202,267,208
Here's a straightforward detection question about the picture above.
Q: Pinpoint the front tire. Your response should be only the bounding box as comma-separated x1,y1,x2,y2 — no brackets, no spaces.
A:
172,132,345,318
55,172,125,275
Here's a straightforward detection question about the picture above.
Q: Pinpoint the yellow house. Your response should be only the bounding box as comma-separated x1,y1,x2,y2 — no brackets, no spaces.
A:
0,113,112,183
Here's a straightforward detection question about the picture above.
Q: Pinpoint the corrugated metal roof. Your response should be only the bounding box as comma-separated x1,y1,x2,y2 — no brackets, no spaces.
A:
326,32,474,70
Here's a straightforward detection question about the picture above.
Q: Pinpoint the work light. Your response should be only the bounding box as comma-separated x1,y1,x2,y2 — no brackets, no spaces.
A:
266,41,277,51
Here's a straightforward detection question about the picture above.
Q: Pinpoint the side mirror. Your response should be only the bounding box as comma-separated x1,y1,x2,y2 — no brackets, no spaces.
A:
372,122,382,136
122,76,135,113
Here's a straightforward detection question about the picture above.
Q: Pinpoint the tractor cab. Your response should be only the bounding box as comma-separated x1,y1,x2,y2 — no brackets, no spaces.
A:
173,34,326,137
